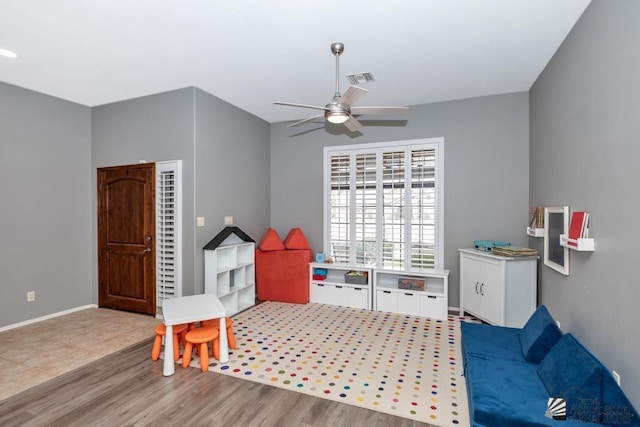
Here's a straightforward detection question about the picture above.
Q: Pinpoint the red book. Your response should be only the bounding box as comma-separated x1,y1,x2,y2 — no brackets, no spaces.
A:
569,212,587,241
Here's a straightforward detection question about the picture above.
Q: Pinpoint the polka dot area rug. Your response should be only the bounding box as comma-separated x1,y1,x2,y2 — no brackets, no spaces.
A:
196,302,478,426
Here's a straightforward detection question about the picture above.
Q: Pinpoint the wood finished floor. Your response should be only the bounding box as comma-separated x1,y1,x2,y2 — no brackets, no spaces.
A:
0,337,434,427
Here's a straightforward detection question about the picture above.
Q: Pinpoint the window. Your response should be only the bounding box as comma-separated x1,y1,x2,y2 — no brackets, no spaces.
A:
324,138,443,270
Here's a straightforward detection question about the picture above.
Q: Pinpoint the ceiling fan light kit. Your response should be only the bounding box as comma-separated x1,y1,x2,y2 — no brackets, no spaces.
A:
273,42,408,132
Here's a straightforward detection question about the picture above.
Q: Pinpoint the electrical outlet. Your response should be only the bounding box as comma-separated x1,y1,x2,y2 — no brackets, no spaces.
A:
196,216,205,227
556,320,561,330
225,216,233,226
612,370,621,386
27,291,35,302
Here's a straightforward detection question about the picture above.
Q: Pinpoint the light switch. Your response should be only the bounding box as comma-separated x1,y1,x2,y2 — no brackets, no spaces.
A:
225,216,233,225
197,216,205,227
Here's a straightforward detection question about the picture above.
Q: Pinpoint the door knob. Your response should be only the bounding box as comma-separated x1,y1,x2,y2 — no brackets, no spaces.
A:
144,235,152,243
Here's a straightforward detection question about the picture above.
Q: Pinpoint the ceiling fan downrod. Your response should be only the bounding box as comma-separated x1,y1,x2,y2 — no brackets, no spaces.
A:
331,42,344,99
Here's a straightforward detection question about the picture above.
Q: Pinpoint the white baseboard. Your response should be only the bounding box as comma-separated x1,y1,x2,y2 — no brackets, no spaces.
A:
0,304,98,333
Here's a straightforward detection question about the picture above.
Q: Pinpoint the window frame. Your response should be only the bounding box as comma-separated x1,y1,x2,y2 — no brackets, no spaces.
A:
323,137,444,270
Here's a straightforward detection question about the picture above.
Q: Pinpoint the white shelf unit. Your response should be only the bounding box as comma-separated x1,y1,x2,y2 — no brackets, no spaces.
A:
309,262,372,310
526,227,545,237
205,235,255,317
374,268,449,320
459,248,537,328
559,234,595,251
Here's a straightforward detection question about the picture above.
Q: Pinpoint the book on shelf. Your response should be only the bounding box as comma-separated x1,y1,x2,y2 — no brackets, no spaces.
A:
529,206,544,229
568,211,589,246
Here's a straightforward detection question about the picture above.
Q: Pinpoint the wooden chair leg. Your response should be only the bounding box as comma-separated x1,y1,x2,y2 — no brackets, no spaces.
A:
212,337,220,361
151,335,163,361
182,342,193,368
227,326,237,350
173,333,182,362
199,342,209,372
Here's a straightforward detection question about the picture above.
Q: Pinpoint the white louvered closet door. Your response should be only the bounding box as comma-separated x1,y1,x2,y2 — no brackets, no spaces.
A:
156,160,182,310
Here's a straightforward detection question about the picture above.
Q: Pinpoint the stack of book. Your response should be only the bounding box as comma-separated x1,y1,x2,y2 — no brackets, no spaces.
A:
568,211,590,246
491,246,538,257
529,206,544,229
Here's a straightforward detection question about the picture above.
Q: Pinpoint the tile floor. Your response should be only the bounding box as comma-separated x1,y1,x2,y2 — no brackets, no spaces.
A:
0,308,160,401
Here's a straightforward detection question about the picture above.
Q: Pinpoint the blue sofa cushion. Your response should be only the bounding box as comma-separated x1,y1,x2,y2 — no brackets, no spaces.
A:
537,334,604,422
601,370,640,427
465,353,602,427
461,322,525,363
518,305,563,363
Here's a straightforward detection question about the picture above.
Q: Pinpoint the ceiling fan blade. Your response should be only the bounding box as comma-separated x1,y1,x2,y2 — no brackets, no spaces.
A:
287,114,325,128
351,106,409,115
338,85,368,107
273,101,328,111
343,116,363,132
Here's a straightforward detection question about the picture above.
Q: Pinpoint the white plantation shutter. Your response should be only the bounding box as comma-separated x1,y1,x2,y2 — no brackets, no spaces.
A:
382,150,406,269
355,153,377,265
325,139,443,270
156,160,182,307
410,149,436,269
329,155,350,263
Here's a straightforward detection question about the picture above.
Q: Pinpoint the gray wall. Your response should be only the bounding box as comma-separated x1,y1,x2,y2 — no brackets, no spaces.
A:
92,87,271,297
91,88,197,296
193,88,271,292
529,0,640,407
0,82,92,327
270,92,530,308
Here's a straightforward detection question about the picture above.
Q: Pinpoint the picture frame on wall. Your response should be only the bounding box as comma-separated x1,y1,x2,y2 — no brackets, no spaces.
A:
544,206,570,275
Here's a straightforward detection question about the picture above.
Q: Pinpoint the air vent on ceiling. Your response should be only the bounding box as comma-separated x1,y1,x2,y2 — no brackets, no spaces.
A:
346,72,375,85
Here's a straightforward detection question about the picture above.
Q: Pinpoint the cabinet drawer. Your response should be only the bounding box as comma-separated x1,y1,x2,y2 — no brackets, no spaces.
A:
310,283,333,305
347,287,369,310
376,289,397,312
398,291,421,316
420,294,446,320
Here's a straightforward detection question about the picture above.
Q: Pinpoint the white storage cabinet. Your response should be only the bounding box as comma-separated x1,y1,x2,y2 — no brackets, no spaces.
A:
309,263,372,310
459,248,537,328
374,269,449,320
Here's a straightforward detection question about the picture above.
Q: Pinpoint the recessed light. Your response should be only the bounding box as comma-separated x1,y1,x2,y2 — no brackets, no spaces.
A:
0,49,18,58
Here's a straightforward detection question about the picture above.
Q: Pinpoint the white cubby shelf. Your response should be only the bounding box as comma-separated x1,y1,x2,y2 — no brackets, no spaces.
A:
204,227,256,316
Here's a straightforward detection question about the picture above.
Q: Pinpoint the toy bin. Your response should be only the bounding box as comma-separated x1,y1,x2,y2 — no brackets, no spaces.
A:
344,271,368,285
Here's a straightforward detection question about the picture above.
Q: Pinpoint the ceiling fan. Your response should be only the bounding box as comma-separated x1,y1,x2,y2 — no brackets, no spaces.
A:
273,42,409,132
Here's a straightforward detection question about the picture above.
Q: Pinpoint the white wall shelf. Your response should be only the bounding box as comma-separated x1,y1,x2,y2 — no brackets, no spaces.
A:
526,227,545,237
560,234,595,251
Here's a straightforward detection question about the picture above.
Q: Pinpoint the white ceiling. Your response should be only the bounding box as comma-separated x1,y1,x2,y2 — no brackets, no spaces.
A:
0,0,591,124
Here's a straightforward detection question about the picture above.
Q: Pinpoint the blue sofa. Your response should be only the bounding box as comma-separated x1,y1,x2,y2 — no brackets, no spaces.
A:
461,305,639,427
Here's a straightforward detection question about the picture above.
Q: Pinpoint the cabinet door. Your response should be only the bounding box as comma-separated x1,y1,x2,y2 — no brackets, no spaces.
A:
347,287,369,309
398,291,421,316
478,261,505,325
376,289,397,312
461,256,483,315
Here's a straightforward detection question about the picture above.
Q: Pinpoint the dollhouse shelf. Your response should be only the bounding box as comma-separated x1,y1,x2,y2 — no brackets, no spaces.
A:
559,234,595,252
526,227,544,237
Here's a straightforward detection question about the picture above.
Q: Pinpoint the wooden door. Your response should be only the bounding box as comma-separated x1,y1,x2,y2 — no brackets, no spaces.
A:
98,163,155,315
